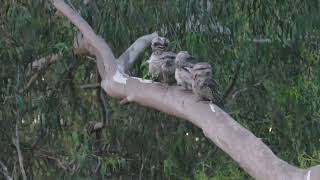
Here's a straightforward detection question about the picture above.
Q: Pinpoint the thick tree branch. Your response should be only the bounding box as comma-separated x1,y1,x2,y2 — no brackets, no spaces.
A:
117,32,158,73
51,0,320,179
52,0,116,80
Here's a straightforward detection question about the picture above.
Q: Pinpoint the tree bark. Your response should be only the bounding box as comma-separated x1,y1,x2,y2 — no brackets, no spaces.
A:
51,0,320,179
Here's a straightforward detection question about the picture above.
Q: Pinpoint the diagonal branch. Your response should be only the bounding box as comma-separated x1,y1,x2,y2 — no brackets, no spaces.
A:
12,124,27,180
52,0,116,79
222,62,241,101
0,161,12,180
51,0,320,180
19,54,60,93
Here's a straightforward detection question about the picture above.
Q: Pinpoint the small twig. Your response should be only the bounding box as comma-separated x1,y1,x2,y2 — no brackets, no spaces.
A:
0,161,12,180
37,153,70,172
222,62,241,101
94,158,101,173
12,124,27,180
231,81,263,99
139,155,146,180
11,162,16,180
80,83,100,89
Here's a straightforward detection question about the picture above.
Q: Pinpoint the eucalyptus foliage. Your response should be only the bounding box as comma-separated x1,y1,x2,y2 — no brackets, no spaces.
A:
0,0,319,179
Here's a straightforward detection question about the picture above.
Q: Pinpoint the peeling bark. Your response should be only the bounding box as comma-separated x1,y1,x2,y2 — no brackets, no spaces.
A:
51,0,320,179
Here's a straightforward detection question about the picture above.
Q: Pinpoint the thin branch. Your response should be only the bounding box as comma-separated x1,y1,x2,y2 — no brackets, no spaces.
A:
117,32,158,73
231,81,263,100
12,124,27,180
31,54,60,70
19,54,60,93
0,161,12,180
36,153,70,172
252,38,272,44
79,83,100,89
222,62,241,101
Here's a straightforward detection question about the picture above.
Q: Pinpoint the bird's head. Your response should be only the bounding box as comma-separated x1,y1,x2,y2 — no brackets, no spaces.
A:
191,62,212,80
151,37,169,52
175,51,195,68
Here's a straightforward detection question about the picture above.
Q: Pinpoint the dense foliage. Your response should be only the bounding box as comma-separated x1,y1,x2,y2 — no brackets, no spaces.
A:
0,0,319,179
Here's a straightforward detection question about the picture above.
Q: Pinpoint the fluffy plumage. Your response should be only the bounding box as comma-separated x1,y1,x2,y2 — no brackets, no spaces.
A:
148,37,176,84
175,51,195,90
191,63,223,107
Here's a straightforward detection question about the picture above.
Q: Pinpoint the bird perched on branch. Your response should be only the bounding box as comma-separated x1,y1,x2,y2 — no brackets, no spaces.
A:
175,51,195,90
148,37,176,85
191,63,223,107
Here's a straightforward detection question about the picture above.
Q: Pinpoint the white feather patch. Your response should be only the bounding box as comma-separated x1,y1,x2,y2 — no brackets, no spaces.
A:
307,170,311,180
209,103,216,112
113,70,127,84
132,77,153,83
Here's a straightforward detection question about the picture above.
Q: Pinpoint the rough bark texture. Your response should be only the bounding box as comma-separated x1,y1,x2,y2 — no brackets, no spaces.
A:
52,0,320,179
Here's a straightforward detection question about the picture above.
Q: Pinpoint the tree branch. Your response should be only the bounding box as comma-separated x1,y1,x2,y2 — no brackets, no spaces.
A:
12,125,27,180
222,62,241,101
52,0,116,79
117,32,158,73
51,0,320,179
79,83,100,89
19,54,60,93
0,161,12,180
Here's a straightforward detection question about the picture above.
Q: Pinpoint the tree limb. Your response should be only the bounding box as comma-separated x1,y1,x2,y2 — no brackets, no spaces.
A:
51,0,320,179
117,32,158,73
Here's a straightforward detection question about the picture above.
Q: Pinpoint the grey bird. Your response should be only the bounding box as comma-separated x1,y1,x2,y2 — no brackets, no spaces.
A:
191,62,223,107
175,51,195,90
148,37,176,85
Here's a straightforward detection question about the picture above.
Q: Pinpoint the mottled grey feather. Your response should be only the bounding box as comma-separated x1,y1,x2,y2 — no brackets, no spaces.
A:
191,62,223,107
175,51,195,90
148,37,176,84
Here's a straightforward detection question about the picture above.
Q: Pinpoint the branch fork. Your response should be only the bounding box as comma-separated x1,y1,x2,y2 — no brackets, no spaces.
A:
51,0,320,179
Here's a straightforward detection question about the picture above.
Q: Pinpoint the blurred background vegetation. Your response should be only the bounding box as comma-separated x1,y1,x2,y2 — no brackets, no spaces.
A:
0,0,320,179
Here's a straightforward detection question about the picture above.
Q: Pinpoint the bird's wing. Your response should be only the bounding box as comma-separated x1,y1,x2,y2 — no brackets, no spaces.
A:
179,68,193,82
203,79,223,102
